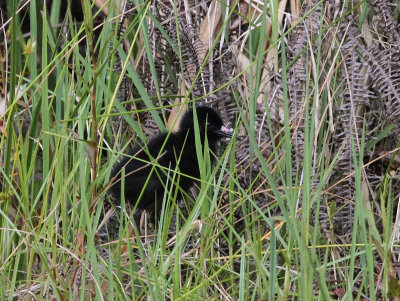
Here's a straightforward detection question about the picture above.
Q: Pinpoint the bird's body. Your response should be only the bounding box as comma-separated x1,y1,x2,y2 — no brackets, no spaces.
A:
109,106,232,216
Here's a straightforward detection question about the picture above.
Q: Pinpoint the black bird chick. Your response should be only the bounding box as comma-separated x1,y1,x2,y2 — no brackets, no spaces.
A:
109,106,233,219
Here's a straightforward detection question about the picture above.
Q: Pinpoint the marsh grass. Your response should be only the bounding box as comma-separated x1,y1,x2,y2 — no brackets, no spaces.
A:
1,0,399,300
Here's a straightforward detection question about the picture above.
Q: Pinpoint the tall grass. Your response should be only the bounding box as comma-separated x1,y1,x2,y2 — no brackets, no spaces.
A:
0,0,397,300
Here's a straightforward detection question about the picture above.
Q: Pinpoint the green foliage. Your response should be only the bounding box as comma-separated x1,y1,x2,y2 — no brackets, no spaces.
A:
0,0,398,300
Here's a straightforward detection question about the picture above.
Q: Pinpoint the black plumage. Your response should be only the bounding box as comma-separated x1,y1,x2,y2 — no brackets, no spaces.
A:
109,106,233,218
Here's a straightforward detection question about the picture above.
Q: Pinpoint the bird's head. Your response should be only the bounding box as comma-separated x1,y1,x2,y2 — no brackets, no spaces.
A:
179,106,233,142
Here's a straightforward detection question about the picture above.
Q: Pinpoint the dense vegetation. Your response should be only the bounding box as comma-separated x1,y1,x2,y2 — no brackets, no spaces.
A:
1,0,400,299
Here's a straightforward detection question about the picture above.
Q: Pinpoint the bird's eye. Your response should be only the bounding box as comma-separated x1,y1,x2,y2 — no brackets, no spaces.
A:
206,121,217,130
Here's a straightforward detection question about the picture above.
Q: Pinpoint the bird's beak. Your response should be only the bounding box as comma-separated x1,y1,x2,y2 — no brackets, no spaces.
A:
215,125,234,139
